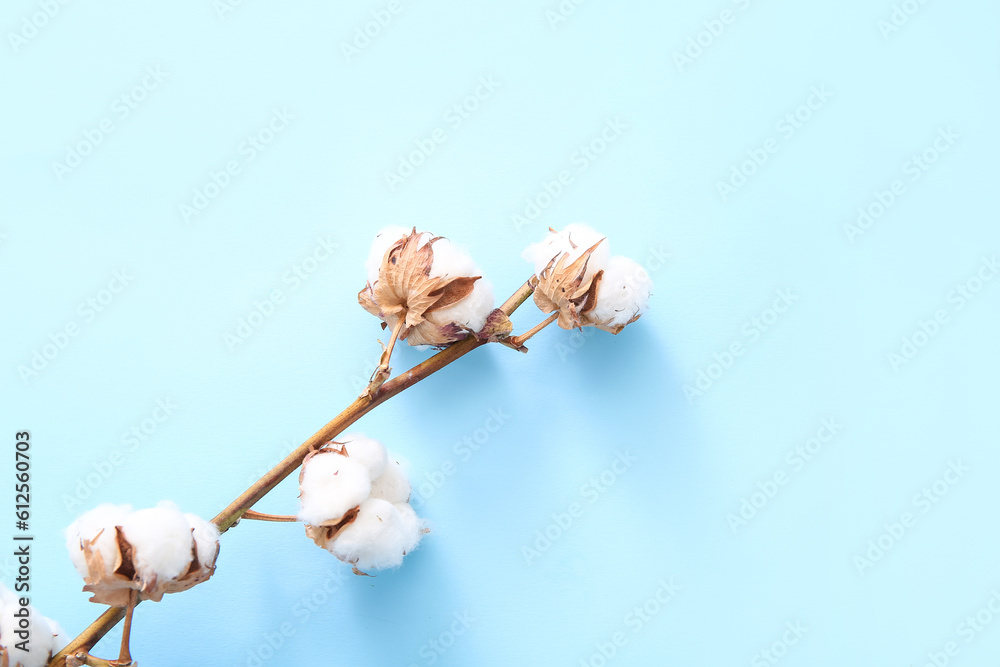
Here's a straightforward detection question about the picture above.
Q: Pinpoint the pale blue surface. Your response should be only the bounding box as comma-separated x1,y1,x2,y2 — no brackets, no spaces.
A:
3,2,1000,666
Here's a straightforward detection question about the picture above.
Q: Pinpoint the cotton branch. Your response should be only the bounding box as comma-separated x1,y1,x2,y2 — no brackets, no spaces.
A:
47,279,534,667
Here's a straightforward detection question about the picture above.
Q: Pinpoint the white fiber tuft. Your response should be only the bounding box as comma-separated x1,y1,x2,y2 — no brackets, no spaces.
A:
64,503,132,579
184,513,221,568
0,582,68,666
328,498,425,571
589,255,654,327
426,277,494,334
364,226,411,285
369,457,411,504
298,452,372,525
521,223,610,277
428,235,495,332
120,501,196,585
337,434,388,480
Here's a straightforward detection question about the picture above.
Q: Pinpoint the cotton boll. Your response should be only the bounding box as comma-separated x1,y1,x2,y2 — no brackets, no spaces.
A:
360,228,496,346
120,502,197,590
184,513,221,569
65,503,132,579
66,504,219,605
329,498,424,571
0,612,52,666
298,451,372,525
0,583,65,667
364,226,412,285
589,255,654,328
522,223,610,277
337,434,388,480
369,457,411,504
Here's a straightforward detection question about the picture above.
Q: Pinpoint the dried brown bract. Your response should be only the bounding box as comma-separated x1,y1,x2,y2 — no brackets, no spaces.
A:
531,239,606,330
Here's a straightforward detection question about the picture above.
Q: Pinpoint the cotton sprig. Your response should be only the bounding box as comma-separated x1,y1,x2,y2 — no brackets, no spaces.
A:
514,224,653,345
358,226,495,395
59,224,657,661
0,583,67,667
298,434,426,575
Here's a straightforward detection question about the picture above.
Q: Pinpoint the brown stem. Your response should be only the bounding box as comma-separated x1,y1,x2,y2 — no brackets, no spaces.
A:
52,608,125,666
48,279,536,667
508,312,558,348
366,316,407,397
241,510,299,522
498,279,535,314
116,589,137,665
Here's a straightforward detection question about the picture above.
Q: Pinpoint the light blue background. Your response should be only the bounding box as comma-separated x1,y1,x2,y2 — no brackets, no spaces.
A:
3,1,999,666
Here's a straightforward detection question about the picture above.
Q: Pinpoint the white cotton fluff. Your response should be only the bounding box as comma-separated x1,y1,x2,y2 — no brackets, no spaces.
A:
393,502,424,550
426,236,495,333
119,501,197,585
65,503,132,579
328,498,424,571
0,583,67,667
48,620,69,652
337,434,388,480
588,255,654,327
425,278,494,336
364,226,411,285
521,223,611,277
184,513,221,568
369,457,411,504
298,453,372,525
